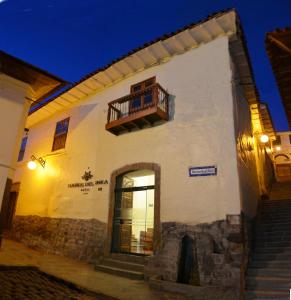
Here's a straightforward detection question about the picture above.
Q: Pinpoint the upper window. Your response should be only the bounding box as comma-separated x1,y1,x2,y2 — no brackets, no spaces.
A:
129,77,156,112
52,118,70,151
272,135,281,146
17,136,28,162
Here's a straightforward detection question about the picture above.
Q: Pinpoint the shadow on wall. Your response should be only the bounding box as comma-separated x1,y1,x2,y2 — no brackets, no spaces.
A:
168,94,175,121
68,103,98,132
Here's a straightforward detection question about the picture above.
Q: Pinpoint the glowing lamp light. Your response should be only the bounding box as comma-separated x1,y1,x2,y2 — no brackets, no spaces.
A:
27,160,37,170
276,146,281,151
27,155,46,170
260,134,269,143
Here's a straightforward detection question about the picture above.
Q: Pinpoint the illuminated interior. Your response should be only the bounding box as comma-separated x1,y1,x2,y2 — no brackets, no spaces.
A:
112,170,155,255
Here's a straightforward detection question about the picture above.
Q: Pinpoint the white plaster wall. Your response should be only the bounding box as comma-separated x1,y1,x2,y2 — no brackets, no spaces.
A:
273,131,291,163
231,76,260,218
0,74,30,205
14,37,242,225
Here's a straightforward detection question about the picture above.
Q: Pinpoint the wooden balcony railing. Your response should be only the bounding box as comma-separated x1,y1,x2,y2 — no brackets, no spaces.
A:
106,83,169,135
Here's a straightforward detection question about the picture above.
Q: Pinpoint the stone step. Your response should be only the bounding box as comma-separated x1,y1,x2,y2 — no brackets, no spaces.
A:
245,290,289,300
248,268,291,278
255,231,291,238
94,264,144,280
109,253,148,265
256,225,291,232
260,219,291,225
260,216,291,222
255,236,291,243
254,246,291,254
257,221,291,226
261,207,291,212
252,253,291,261
262,206,291,210
263,203,291,208
246,276,291,290
255,241,291,248
249,260,291,269
261,208,291,213
264,199,291,203
101,258,144,272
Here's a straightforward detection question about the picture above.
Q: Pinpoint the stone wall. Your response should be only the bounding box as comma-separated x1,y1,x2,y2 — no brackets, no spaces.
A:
145,215,243,292
9,215,106,263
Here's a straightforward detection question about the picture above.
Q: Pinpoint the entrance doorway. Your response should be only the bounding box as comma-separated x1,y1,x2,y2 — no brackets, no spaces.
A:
111,170,154,255
1,181,19,231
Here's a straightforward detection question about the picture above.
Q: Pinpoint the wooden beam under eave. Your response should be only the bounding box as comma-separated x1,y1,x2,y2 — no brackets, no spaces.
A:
269,36,291,55
184,29,199,47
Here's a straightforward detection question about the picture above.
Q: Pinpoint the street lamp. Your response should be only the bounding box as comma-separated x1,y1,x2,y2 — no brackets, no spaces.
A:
27,155,46,170
260,134,269,143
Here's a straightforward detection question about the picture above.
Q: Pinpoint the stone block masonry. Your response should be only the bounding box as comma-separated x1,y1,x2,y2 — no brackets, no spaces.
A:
145,215,243,297
9,216,106,263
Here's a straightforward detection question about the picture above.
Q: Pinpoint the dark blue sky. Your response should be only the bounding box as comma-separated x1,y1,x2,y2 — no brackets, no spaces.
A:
0,0,290,130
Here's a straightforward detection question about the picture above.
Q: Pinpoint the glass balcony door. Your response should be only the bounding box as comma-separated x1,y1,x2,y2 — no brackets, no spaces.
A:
112,170,155,256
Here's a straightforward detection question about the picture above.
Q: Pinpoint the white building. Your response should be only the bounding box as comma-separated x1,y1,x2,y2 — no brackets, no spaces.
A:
0,51,66,244
3,9,275,298
272,131,291,181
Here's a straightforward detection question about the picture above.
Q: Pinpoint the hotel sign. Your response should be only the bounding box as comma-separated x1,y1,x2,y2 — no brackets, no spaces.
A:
68,168,108,194
189,166,217,177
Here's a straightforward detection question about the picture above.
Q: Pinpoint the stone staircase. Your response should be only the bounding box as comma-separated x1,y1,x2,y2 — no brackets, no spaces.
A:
246,189,291,300
95,253,147,280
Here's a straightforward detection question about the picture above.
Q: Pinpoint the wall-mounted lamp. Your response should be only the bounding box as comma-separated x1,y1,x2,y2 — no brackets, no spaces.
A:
27,155,46,170
260,134,269,143
275,146,281,151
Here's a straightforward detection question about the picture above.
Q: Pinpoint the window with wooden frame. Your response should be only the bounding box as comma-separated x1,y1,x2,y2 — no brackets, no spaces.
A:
17,136,28,162
129,77,156,113
52,118,70,151
272,135,281,146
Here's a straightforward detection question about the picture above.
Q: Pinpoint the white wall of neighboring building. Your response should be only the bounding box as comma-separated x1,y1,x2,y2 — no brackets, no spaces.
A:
231,65,260,218
273,131,291,162
0,74,31,207
14,37,244,225
272,131,291,181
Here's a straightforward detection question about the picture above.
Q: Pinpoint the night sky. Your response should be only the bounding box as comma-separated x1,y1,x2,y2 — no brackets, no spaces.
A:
0,0,290,130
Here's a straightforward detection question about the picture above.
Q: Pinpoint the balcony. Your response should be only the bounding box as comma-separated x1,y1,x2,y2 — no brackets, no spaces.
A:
106,83,169,135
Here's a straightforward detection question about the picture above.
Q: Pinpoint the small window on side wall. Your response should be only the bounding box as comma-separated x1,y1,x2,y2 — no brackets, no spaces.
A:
52,118,70,151
272,135,281,146
17,136,28,162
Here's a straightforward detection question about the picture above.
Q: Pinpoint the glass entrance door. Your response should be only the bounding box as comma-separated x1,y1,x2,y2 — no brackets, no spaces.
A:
112,170,155,255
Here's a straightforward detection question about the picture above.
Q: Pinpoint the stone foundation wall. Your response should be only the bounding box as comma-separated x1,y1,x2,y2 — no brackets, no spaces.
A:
9,215,106,263
145,215,243,292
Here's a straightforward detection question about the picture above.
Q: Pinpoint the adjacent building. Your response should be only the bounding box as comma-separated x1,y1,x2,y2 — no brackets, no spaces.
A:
3,9,275,298
0,52,67,242
265,28,291,182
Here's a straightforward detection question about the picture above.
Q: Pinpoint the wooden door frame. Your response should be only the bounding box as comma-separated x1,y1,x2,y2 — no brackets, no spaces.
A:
106,163,161,256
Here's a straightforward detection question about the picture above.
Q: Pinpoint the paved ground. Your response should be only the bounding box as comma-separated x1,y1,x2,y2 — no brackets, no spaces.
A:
0,239,187,300
0,266,112,300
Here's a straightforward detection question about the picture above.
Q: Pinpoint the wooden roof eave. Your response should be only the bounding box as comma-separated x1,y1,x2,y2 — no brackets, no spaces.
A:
265,28,291,128
26,9,258,128
0,51,68,102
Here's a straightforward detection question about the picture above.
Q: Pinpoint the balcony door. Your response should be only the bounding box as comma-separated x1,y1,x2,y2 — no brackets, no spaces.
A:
129,77,155,113
111,170,155,255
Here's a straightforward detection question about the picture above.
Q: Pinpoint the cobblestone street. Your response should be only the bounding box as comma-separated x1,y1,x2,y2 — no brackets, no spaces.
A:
0,266,115,300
